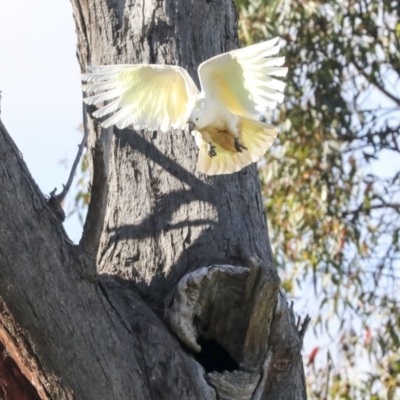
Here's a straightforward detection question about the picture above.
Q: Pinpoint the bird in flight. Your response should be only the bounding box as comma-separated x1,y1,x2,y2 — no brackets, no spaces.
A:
81,37,287,175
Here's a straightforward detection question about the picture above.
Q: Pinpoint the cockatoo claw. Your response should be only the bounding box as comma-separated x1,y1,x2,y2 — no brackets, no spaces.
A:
208,143,217,158
234,138,248,153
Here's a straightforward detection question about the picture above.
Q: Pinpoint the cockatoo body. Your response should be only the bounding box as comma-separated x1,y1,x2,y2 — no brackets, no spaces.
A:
82,37,287,175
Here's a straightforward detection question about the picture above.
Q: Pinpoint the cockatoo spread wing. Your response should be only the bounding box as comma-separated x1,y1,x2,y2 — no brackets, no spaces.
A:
82,65,199,132
198,37,287,117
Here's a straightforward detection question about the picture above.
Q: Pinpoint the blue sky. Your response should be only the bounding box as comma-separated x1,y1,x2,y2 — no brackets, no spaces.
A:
0,0,83,241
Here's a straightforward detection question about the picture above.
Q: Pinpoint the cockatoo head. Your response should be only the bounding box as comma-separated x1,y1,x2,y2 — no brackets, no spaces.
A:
188,98,211,131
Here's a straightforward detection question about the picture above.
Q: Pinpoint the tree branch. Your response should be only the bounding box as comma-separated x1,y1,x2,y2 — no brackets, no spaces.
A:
79,137,109,261
343,201,400,220
0,120,213,400
351,60,400,107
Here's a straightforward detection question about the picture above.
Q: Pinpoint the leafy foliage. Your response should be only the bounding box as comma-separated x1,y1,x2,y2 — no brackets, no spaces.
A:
236,0,400,397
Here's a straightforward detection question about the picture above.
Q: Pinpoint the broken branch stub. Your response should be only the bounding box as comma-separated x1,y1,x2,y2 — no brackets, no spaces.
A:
165,257,280,373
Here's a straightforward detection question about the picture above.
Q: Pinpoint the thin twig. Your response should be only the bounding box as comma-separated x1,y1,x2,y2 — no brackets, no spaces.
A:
323,352,332,400
49,127,89,204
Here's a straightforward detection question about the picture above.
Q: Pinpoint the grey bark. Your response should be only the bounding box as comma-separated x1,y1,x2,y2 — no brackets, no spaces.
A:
0,0,308,399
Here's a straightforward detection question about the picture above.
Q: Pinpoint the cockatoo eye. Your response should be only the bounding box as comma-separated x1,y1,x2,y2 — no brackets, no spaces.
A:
196,118,198,121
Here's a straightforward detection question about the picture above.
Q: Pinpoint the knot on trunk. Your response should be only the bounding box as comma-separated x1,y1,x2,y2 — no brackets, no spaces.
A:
165,257,280,372
165,257,308,399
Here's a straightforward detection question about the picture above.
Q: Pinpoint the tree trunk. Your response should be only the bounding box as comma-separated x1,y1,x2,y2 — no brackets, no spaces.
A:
0,0,308,399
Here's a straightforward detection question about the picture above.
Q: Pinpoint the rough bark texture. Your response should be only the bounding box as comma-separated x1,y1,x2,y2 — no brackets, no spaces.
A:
0,0,308,399
0,121,214,399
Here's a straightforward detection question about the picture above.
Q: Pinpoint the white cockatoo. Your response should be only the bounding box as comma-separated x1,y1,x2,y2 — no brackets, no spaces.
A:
81,37,287,175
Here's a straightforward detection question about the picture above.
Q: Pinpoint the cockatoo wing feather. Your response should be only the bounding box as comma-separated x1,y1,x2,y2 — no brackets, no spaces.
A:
82,65,199,132
198,37,287,117
196,116,277,175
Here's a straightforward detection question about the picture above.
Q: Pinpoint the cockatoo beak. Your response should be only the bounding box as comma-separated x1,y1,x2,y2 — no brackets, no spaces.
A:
188,121,195,132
